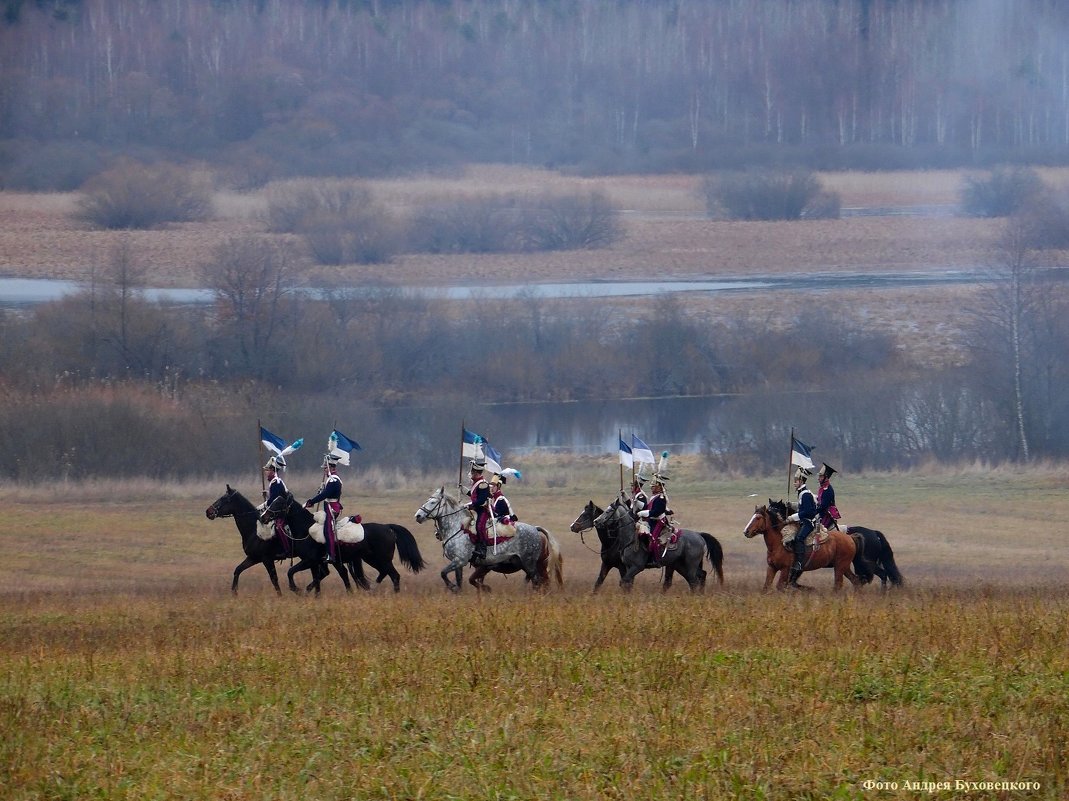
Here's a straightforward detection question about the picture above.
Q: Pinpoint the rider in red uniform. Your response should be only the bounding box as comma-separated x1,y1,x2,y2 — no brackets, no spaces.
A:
466,457,491,561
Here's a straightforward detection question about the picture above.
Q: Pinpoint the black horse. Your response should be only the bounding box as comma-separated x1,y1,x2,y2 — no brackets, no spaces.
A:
769,499,903,589
205,485,351,595
570,498,724,593
846,525,904,588
266,492,427,593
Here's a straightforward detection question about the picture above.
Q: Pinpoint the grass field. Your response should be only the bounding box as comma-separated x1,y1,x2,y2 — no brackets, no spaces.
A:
2,466,1068,799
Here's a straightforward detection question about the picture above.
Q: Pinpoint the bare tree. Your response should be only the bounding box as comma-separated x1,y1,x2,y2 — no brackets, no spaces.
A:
201,237,303,380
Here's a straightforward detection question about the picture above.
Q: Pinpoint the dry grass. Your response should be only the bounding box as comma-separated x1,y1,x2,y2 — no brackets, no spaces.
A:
2,468,1068,799
0,167,1024,288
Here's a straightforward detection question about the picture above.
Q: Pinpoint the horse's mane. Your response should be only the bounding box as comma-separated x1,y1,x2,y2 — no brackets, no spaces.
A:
226,487,257,513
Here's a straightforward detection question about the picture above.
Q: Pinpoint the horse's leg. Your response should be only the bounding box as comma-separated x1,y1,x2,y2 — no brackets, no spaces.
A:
661,565,674,593
232,556,263,595
441,560,464,593
286,561,306,594
468,565,490,593
333,561,353,593
592,561,612,593
763,563,778,592
263,560,283,595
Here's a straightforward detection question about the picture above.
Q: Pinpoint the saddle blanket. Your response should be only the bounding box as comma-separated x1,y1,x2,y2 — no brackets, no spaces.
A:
464,523,517,547
310,510,365,544
780,522,830,549
256,520,290,541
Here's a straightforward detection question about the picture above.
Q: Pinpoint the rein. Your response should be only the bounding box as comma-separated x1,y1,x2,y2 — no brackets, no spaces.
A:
419,494,468,548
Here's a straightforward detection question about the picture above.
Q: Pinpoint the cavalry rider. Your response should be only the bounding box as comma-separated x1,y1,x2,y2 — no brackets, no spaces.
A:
260,455,289,522
816,463,841,530
261,455,289,510
624,466,650,516
637,467,672,561
489,473,515,526
305,453,343,562
465,457,492,561
786,466,818,588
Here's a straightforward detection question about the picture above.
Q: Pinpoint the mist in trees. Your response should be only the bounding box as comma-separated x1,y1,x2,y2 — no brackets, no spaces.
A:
4,0,1069,187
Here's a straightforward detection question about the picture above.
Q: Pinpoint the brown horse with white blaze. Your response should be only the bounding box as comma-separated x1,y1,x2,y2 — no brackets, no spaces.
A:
743,504,860,591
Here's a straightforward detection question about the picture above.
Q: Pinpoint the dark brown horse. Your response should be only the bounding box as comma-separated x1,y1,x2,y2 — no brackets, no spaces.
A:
743,504,859,591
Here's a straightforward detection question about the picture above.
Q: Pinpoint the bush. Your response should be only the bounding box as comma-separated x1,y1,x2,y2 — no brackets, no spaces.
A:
76,160,214,229
407,195,523,254
701,169,837,220
264,181,401,264
522,191,623,250
406,190,623,254
960,166,1045,218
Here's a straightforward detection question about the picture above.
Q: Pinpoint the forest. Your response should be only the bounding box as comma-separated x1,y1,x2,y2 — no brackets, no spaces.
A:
3,0,1069,189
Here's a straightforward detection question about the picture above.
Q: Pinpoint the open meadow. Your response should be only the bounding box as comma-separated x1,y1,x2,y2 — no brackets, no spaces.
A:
2,463,1068,799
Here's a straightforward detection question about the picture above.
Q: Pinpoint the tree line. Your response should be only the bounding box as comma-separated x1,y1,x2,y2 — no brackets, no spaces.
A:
1,231,1066,479
4,0,1069,190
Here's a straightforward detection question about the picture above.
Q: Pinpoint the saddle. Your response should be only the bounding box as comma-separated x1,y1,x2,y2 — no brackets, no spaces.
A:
780,522,830,549
309,510,365,545
464,520,518,547
256,519,291,542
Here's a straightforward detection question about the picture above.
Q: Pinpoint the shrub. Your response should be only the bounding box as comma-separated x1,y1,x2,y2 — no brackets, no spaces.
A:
701,169,836,220
406,190,623,254
407,195,523,253
522,191,623,250
264,181,400,264
960,166,1045,218
76,160,213,229
2,139,107,191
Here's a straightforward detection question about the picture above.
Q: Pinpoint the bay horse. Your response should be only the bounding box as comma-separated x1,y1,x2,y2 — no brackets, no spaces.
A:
571,499,724,593
769,499,903,589
204,485,350,595
413,486,562,593
266,492,426,593
590,499,722,593
743,504,859,591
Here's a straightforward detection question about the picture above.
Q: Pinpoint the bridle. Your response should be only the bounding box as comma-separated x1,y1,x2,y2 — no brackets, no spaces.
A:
207,491,258,521
417,492,467,547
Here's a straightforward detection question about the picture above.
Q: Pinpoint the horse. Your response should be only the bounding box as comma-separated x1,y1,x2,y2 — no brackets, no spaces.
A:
589,500,722,593
204,485,350,595
571,498,724,593
265,492,426,593
413,486,562,593
743,504,859,591
768,499,903,589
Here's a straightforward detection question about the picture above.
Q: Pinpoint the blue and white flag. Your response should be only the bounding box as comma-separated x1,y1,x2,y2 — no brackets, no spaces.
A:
791,436,815,470
619,438,633,468
261,426,303,458
329,430,361,466
462,428,502,474
631,435,655,467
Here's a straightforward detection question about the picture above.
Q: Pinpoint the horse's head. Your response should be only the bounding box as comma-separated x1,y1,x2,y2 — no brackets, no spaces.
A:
743,505,771,538
262,491,294,523
570,500,604,533
205,484,242,520
593,502,627,531
768,498,792,523
414,486,447,525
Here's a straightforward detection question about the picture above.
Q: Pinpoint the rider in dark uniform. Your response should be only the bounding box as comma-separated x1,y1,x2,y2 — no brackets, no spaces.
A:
262,455,289,510
466,457,491,561
786,467,817,588
305,453,343,562
816,463,840,530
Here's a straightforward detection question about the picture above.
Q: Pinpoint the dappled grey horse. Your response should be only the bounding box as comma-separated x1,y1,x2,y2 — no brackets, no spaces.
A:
593,499,722,592
413,486,553,593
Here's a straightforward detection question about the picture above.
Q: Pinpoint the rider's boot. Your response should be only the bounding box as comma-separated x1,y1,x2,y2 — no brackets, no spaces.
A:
786,550,805,589
473,540,487,562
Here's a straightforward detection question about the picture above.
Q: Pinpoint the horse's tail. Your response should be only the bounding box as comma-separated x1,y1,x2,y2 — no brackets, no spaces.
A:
390,524,426,574
847,529,876,584
538,527,565,589
698,532,724,586
874,529,904,586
